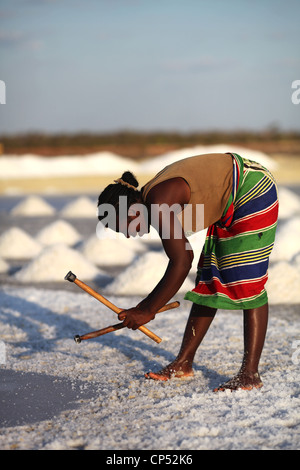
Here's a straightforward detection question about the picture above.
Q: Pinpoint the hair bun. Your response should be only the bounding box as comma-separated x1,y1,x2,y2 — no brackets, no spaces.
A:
121,171,139,189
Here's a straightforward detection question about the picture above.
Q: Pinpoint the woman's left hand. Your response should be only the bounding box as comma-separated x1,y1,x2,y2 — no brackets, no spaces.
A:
118,307,156,330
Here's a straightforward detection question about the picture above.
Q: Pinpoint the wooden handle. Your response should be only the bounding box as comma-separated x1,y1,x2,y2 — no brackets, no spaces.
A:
76,323,125,342
74,278,123,313
76,301,181,342
73,277,163,343
157,301,180,313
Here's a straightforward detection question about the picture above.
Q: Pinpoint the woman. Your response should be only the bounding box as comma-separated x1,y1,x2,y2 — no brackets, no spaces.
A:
97,152,278,391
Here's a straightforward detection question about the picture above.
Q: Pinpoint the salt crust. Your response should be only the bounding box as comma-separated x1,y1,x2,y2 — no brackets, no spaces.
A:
0,287,298,450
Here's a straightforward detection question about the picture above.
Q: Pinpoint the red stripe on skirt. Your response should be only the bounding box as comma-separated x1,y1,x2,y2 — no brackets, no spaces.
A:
195,274,269,300
216,201,278,239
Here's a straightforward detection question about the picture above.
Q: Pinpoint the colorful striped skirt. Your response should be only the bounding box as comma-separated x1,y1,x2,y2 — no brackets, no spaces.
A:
184,153,279,310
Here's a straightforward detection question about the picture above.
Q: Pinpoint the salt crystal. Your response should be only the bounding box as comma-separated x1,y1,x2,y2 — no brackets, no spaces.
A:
139,145,276,174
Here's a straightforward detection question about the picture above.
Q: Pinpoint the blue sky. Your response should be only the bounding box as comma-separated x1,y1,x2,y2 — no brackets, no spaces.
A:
0,0,299,134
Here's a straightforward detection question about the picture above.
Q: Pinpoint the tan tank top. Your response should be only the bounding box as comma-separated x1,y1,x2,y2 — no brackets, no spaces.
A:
141,153,233,233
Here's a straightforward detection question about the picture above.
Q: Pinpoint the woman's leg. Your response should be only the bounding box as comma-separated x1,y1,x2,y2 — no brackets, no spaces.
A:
145,303,217,380
214,303,268,391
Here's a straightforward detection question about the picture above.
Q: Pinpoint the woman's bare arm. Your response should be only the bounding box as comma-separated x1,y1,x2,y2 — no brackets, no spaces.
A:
119,178,193,329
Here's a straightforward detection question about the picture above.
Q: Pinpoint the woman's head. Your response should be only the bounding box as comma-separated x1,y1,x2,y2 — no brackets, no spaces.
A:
97,171,147,237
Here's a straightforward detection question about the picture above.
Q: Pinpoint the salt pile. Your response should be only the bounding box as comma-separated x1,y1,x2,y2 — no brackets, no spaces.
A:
0,152,140,179
80,234,138,267
270,217,300,262
10,195,56,216
14,244,109,282
96,222,147,248
96,224,147,254
60,197,97,218
185,230,207,274
295,253,300,266
105,251,194,296
118,234,148,254
139,144,277,175
0,146,276,181
35,220,82,247
267,261,300,304
277,186,300,219
84,152,140,176
0,227,42,259
0,257,9,273
139,226,162,246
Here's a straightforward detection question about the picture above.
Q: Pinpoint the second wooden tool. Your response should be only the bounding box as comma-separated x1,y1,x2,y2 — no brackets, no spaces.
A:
74,300,180,343
65,271,179,344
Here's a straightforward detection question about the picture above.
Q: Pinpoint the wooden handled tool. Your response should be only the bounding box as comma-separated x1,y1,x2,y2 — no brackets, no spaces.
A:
65,271,179,344
74,300,180,343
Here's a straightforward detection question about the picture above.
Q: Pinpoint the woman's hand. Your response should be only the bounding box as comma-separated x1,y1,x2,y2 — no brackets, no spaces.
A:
118,307,156,330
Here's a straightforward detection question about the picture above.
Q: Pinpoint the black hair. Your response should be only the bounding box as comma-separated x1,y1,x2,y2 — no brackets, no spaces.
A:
97,171,140,221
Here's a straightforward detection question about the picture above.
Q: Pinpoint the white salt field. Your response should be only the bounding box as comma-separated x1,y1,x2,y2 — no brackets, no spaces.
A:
0,147,299,450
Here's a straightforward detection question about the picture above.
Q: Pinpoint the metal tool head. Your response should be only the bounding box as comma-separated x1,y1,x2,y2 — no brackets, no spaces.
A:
74,335,81,344
65,271,76,282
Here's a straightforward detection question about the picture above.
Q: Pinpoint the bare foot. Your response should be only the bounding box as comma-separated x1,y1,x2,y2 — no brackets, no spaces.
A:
213,371,263,392
145,359,194,381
